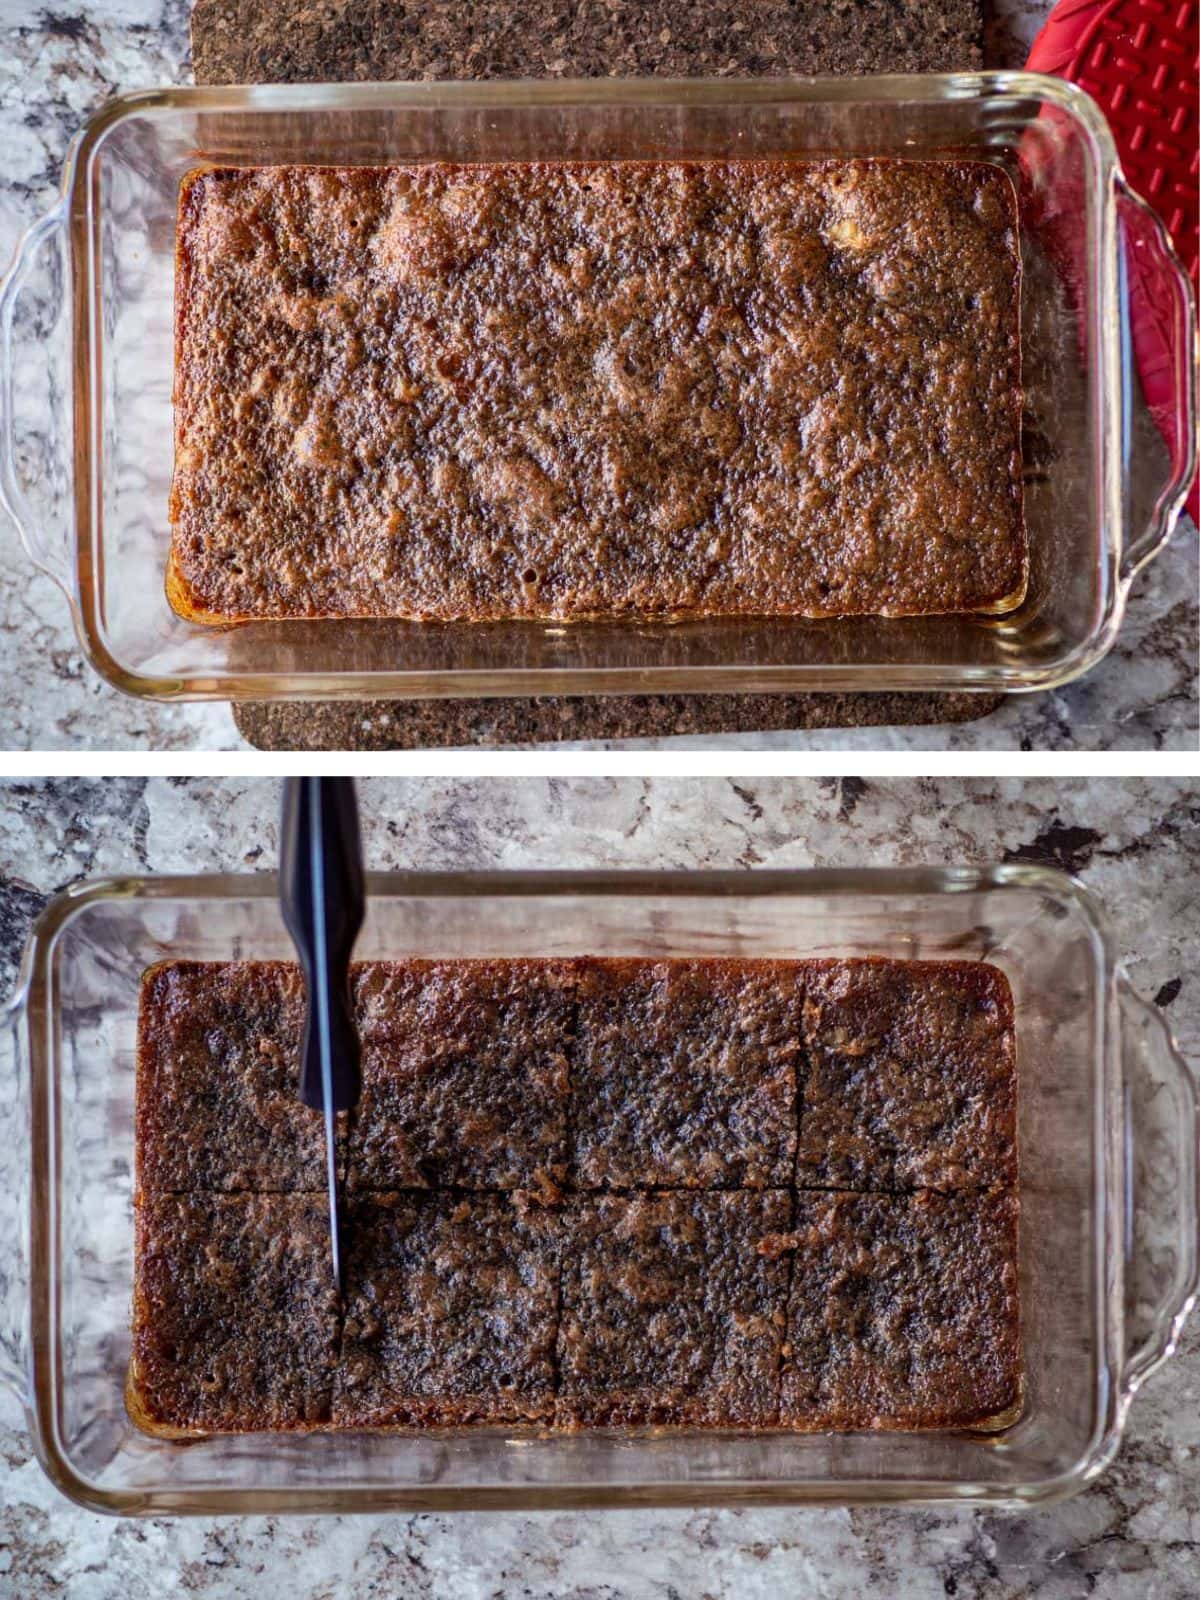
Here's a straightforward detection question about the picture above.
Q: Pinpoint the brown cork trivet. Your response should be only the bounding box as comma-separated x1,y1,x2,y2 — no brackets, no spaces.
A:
193,0,1002,748
232,692,992,751
192,0,984,81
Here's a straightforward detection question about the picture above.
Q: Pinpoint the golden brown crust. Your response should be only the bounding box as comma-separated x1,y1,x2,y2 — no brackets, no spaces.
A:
571,957,803,1189
131,954,1020,1435
779,1189,1021,1429
349,959,575,1193
136,959,339,1193
796,957,1017,1193
129,1191,339,1434
556,1190,792,1427
334,1192,560,1427
169,159,1025,625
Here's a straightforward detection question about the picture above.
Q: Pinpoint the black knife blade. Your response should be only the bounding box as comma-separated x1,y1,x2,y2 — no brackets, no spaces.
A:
278,776,365,1292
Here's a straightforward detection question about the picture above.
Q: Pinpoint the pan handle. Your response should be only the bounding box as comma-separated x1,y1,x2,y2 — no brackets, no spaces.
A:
0,994,31,1412
0,200,78,610
1115,179,1198,581
1117,975,1199,1407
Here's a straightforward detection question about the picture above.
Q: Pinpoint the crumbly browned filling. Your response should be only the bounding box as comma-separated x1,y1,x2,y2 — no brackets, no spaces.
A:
169,160,1025,624
130,956,1020,1433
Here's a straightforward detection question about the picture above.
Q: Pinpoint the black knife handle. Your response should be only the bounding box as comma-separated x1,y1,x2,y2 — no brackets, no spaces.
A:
279,776,365,1112
296,979,361,1115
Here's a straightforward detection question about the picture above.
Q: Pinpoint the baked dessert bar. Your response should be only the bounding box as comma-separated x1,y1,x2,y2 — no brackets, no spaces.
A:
170,160,1025,624
130,955,1020,1434
349,959,574,1194
128,1191,339,1434
335,1192,561,1427
557,1190,791,1426
795,957,1017,1193
780,1189,1021,1429
136,959,338,1193
570,958,802,1189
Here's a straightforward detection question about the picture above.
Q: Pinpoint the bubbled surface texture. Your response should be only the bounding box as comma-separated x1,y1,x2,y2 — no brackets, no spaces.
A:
136,960,340,1192
796,958,1018,1193
190,0,985,83
129,1192,340,1434
557,1191,792,1426
571,958,802,1189
129,953,1019,1432
781,1189,1021,1428
335,1192,561,1425
349,959,575,1195
169,160,1025,624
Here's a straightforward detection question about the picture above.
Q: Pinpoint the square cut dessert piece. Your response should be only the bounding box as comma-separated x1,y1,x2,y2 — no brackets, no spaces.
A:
169,159,1024,625
796,958,1016,1193
128,1191,339,1434
334,1192,560,1426
348,959,573,1194
556,1190,791,1426
779,1189,1020,1430
136,960,340,1193
571,958,802,1189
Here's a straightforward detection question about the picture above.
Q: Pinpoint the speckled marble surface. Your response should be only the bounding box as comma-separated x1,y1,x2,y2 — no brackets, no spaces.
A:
0,776,1196,1596
0,0,1195,751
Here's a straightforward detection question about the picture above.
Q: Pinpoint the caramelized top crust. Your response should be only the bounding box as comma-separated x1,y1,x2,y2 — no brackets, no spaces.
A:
137,955,1017,1197
334,1191,561,1426
571,957,803,1189
556,1190,792,1426
129,1191,339,1433
780,1188,1021,1429
349,959,575,1194
796,957,1017,1193
170,159,1024,623
136,959,336,1192
130,953,1021,1436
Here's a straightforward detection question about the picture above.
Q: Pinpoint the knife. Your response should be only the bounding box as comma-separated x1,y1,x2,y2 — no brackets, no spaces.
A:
278,776,365,1293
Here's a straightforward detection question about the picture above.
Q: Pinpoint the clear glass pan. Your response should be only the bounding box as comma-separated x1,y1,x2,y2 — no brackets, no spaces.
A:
0,75,1194,701
0,866,1195,1513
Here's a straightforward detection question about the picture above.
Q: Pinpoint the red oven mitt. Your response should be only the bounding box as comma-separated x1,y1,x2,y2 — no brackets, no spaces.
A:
1028,0,1199,523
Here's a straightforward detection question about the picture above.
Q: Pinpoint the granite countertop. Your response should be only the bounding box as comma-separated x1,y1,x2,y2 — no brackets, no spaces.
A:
0,0,1196,751
0,776,1197,1596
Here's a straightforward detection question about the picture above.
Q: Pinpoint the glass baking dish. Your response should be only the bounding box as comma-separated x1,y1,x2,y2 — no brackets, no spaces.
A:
0,866,1195,1514
0,76,1195,702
